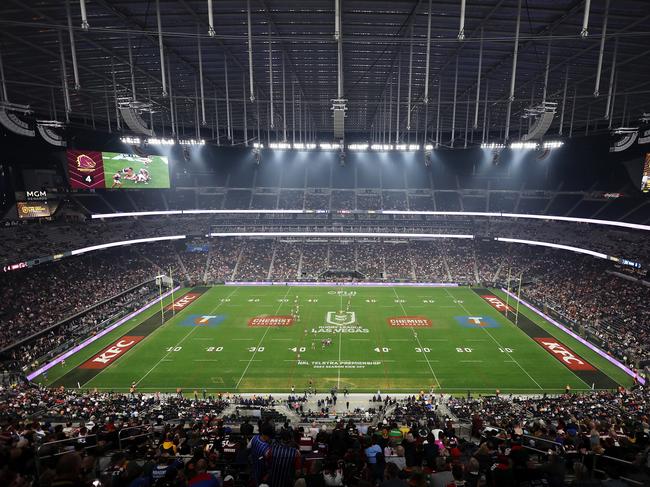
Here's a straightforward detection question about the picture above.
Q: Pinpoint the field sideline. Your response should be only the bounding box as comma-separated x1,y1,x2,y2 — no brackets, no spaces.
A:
41,285,632,394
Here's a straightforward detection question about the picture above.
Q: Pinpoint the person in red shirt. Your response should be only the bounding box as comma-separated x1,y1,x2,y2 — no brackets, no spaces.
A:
188,459,219,487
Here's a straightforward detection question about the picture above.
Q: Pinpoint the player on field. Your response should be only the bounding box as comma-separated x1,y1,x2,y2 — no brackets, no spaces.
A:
111,172,123,188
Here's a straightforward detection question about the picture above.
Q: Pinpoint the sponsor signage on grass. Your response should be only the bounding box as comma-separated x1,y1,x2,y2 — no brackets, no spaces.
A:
388,316,432,327
480,294,514,312
165,292,201,311
454,316,500,328
248,315,294,327
80,336,145,369
181,314,226,327
533,337,595,371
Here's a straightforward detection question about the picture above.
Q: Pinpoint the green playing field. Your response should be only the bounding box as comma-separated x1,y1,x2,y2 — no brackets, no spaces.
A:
42,285,632,394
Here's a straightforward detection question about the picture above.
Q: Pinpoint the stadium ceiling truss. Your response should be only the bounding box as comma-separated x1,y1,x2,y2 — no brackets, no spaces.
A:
1,0,650,145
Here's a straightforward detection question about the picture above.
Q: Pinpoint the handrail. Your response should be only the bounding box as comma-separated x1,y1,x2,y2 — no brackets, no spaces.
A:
35,434,99,477
118,425,153,450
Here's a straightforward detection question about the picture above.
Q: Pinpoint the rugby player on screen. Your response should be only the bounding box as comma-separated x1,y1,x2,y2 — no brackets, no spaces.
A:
135,167,151,184
122,167,136,180
111,172,122,188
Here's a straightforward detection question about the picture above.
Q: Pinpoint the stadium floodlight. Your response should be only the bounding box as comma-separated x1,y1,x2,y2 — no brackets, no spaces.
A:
395,144,407,151
320,142,340,150
120,136,141,145
293,143,305,149
509,141,538,149
408,144,420,151
424,144,434,151
348,143,369,151
253,142,264,149
370,144,394,151
542,140,564,149
269,142,291,149
480,142,506,149
146,137,175,145
305,143,317,149
178,139,205,146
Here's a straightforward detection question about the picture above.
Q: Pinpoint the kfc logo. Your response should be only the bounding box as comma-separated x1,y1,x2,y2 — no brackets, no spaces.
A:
534,338,595,371
80,336,145,369
481,295,514,313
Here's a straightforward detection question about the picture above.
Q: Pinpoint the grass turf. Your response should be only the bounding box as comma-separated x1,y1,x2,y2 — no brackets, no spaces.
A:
40,286,632,394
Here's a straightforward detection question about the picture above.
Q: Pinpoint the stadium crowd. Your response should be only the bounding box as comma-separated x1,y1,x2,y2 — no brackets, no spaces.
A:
0,381,649,487
4,285,157,374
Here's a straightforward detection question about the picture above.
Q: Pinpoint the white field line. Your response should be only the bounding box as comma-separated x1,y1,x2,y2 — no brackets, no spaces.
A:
441,288,544,390
81,288,211,388
235,287,293,389
391,287,442,389
133,288,240,387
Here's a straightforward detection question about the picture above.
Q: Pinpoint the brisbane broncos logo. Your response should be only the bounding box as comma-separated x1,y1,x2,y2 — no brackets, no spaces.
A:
76,153,97,172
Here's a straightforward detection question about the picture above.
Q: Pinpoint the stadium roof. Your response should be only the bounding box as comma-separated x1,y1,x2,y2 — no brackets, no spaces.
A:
1,0,649,143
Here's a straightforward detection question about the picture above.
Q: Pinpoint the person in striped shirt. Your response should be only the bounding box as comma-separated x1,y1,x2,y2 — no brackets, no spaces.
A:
265,429,302,487
249,423,274,485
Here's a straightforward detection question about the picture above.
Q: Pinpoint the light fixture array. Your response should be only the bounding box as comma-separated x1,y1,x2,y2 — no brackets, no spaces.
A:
480,141,564,150
120,136,205,146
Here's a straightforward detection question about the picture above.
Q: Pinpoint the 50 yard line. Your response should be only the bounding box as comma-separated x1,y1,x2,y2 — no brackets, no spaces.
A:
235,286,293,390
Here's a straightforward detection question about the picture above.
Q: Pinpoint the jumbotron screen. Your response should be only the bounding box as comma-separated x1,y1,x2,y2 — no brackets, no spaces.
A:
67,150,171,189
642,153,650,193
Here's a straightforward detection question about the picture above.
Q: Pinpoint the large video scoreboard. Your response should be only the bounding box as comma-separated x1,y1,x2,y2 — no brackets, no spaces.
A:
66,150,171,189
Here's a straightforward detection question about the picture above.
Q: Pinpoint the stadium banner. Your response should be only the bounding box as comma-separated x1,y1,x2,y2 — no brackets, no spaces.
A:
25,286,180,381
186,243,210,253
16,201,52,219
66,149,170,189
500,288,645,385
225,281,459,287
14,190,49,201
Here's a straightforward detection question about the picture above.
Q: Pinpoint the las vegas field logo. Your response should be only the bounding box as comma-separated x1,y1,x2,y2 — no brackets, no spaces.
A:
326,311,356,326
